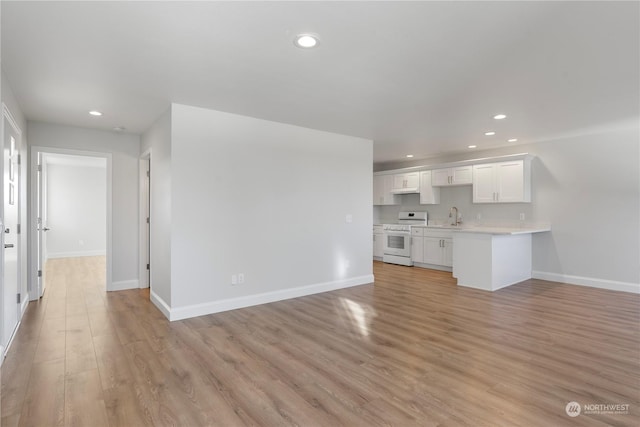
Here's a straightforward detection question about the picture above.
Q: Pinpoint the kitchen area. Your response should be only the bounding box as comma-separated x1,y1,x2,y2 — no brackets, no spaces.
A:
373,153,551,291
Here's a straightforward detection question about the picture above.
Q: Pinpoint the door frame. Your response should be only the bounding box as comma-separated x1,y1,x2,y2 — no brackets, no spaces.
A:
138,149,151,289
29,146,113,299
1,103,24,359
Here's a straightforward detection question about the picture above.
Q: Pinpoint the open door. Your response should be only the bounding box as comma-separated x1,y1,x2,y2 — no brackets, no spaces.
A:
36,152,46,297
3,108,21,353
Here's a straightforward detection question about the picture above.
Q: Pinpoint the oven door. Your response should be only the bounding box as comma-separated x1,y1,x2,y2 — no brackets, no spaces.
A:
383,232,411,257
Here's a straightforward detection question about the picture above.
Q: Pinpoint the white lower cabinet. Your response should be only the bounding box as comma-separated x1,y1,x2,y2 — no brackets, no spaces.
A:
411,228,424,263
422,229,453,267
411,228,453,268
373,225,384,258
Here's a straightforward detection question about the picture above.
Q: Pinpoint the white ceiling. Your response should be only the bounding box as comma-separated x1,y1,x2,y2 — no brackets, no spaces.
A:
2,1,638,164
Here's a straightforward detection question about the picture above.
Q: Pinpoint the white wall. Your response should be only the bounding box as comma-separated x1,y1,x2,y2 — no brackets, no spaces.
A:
375,124,640,290
168,104,373,319
27,122,140,287
140,108,172,309
46,163,106,258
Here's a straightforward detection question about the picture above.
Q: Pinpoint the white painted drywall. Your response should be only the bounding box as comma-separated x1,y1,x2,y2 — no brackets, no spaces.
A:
140,108,172,307
27,122,140,285
170,104,373,311
45,162,106,258
375,124,640,288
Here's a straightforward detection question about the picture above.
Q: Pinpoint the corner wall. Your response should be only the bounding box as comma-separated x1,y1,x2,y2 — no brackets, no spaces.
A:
169,104,373,320
140,108,172,314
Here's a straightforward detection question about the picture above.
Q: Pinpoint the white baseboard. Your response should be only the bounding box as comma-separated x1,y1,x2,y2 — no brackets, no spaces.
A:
168,274,375,322
532,271,640,294
20,293,29,316
150,289,171,320
47,250,106,259
108,279,139,292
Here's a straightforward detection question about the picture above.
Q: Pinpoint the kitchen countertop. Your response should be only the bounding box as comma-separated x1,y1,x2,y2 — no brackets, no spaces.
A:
413,224,551,235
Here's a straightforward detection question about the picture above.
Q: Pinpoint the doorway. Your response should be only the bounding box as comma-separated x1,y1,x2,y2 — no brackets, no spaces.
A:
138,152,151,292
30,147,113,299
2,105,23,356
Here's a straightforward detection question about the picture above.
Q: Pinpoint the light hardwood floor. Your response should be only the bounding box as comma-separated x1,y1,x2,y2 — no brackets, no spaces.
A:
1,257,639,426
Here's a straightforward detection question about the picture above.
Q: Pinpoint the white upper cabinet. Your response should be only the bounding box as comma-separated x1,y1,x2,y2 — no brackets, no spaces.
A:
373,174,399,205
419,171,440,205
472,160,531,203
391,172,420,193
432,165,472,186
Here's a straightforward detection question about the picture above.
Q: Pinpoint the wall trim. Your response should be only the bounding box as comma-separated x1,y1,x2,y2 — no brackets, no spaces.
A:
108,279,139,292
532,271,640,294
168,274,375,322
20,293,29,316
47,250,106,259
150,289,171,319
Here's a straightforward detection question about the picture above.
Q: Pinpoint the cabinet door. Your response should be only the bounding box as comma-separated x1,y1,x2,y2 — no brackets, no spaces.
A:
451,166,472,185
495,161,524,202
419,171,440,204
393,174,406,190
373,233,385,257
411,236,424,263
432,168,451,186
442,238,453,267
373,175,385,205
473,163,496,203
423,237,443,265
382,175,398,204
405,172,420,189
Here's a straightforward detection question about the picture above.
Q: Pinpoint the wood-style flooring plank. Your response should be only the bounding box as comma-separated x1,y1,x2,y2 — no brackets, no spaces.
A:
1,257,639,427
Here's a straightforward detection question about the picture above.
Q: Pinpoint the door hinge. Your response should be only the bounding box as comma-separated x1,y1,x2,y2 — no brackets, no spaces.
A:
37,164,42,172
17,293,21,304
146,263,150,270
146,217,150,224
17,154,21,166
17,224,20,234
146,170,150,177
38,270,42,277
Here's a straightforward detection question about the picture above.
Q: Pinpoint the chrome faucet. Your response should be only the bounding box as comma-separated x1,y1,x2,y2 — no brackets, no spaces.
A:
449,206,459,226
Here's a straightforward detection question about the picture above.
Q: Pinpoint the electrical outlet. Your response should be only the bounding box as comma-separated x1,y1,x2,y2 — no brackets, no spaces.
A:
79,240,84,246
231,274,238,285
519,213,525,221
346,214,353,223
238,273,245,284
476,213,482,221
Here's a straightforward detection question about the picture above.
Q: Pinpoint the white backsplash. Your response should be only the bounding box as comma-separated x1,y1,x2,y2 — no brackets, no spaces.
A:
373,185,535,226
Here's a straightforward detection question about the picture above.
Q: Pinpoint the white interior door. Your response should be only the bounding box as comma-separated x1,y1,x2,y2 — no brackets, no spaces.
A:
3,113,20,351
144,159,150,288
36,153,44,297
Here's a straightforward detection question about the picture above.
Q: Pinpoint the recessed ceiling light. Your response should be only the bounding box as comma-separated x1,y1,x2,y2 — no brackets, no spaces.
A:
508,138,518,142
468,145,477,149
484,131,495,136
294,34,319,48
493,114,507,120
89,110,103,116
406,154,414,158
113,126,126,132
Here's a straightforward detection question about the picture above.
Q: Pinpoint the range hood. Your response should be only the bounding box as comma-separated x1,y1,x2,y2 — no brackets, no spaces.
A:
390,187,419,194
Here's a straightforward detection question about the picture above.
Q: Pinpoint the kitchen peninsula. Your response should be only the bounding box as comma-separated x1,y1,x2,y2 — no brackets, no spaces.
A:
450,225,551,291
